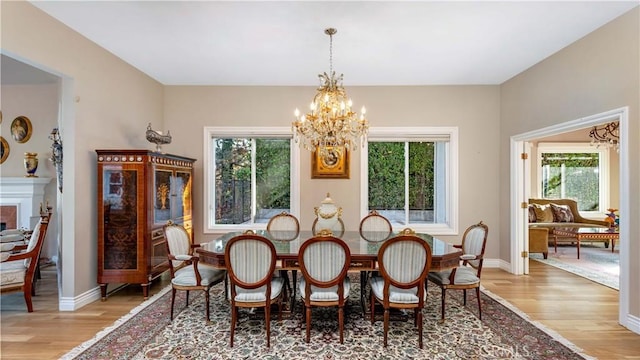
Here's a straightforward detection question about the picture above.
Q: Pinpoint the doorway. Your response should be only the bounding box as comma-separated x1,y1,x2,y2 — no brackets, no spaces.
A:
510,107,630,328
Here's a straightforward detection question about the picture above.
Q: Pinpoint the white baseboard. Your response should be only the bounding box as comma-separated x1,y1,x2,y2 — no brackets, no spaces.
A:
625,313,640,335
59,286,101,311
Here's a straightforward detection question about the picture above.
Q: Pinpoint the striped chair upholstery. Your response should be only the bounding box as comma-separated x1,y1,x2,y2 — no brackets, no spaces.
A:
359,210,392,242
298,234,351,344
163,223,226,322
225,231,284,348
369,229,432,348
427,221,489,321
266,212,300,303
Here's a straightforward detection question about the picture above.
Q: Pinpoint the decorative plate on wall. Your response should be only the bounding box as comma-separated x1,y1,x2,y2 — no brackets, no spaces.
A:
0,136,9,164
10,115,32,143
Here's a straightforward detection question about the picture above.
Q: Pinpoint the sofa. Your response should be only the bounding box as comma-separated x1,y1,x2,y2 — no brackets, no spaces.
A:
528,198,610,257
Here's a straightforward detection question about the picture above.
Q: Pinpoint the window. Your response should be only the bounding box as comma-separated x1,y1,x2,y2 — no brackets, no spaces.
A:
204,127,300,232
361,127,458,235
536,143,609,213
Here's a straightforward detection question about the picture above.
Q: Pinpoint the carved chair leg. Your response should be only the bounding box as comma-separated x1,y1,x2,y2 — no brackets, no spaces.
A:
305,306,312,343
170,288,176,320
383,307,389,347
230,303,236,347
440,288,447,321
24,282,34,313
205,288,210,322
339,306,344,344
418,309,423,349
370,291,375,324
266,302,271,348
476,286,482,320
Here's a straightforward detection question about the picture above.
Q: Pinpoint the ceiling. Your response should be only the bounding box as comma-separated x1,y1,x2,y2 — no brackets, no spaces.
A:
16,1,640,86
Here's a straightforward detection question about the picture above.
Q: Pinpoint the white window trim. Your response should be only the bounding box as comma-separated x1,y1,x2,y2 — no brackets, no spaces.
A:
203,127,300,233
360,127,459,235
536,142,610,216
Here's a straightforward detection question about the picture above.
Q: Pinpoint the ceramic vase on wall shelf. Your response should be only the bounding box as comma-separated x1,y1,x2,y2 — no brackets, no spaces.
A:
24,152,38,177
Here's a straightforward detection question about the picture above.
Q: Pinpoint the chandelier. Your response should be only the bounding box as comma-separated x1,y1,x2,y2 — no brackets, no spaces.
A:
589,122,619,150
292,28,368,155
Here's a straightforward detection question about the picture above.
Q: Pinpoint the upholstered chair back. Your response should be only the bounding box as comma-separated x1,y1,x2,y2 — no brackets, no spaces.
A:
461,222,489,270
164,224,192,269
226,234,276,288
359,210,392,241
301,238,349,283
266,212,300,240
22,221,44,268
379,235,432,287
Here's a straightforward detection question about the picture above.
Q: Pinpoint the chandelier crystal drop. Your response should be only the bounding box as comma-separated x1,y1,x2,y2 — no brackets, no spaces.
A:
292,28,368,155
589,122,619,151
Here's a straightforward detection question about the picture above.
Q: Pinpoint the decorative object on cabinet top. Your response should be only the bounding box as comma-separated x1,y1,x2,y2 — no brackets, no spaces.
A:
10,116,33,143
146,123,172,153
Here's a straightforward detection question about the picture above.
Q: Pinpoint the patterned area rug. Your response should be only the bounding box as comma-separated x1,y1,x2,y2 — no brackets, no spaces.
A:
530,243,619,290
62,274,593,360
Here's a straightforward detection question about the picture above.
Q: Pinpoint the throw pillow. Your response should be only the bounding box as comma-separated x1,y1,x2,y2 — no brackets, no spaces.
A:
532,204,554,223
528,205,537,223
550,203,574,222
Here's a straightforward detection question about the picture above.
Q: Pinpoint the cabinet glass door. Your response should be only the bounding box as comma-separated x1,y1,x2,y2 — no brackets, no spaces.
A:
154,169,173,224
103,167,138,270
173,170,192,220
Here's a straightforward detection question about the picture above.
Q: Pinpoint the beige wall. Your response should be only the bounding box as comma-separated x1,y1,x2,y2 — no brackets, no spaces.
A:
2,2,164,300
164,85,502,251
501,8,639,318
0,84,60,261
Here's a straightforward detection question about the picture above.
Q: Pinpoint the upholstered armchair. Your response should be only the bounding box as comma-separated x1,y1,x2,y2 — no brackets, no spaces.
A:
427,221,489,321
298,232,351,344
529,227,549,259
0,213,50,312
163,222,226,322
369,229,432,348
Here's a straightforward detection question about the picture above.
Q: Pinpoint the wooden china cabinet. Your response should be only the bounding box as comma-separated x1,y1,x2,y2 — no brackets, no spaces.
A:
96,150,195,300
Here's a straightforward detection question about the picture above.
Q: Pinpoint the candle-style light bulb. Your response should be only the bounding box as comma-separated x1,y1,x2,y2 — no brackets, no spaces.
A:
294,108,300,119
361,106,367,115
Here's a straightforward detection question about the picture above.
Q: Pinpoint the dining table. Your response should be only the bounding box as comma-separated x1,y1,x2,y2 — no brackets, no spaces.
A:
196,230,463,313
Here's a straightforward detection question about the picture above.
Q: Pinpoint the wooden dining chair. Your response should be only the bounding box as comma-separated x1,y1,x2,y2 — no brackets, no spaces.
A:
225,230,284,348
266,211,300,302
298,231,351,344
427,221,488,321
359,210,392,242
369,228,432,348
0,212,50,312
163,222,226,322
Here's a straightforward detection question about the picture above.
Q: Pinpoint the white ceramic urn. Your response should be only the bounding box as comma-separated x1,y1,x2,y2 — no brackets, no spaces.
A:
314,193,342,232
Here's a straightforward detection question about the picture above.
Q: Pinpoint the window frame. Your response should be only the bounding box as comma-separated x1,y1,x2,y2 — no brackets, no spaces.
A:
535,142,610,215
360,127,459,235
203,127,300,233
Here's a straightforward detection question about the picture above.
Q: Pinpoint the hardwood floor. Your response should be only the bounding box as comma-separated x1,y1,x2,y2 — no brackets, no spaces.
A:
1,261,639,359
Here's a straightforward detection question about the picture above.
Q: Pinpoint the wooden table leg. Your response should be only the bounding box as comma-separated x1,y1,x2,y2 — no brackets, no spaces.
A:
576,237,581,259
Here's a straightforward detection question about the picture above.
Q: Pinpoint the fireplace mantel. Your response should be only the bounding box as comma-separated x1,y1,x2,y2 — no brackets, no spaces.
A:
0,177,52,229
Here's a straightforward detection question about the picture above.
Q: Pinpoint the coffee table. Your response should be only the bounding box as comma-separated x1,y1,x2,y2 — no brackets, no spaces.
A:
551,227,619,259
